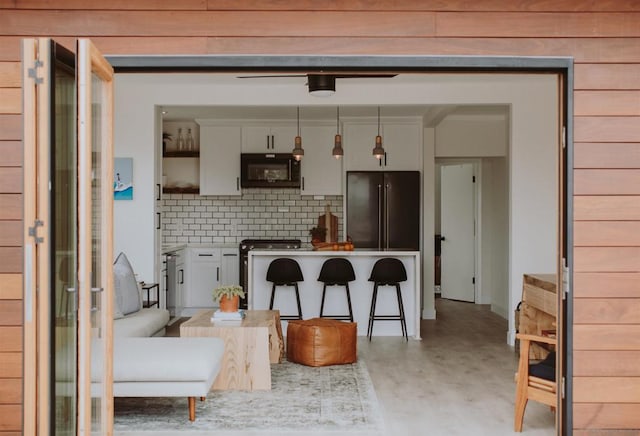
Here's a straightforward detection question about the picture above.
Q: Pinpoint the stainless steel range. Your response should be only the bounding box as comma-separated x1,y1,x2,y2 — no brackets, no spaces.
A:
239,239,301,309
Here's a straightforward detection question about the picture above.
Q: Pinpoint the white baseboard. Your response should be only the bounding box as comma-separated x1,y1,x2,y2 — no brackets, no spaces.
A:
422,308,436,319
507,330,516,347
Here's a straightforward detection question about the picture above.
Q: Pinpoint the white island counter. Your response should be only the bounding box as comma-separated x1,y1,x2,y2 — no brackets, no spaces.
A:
248,250,421,339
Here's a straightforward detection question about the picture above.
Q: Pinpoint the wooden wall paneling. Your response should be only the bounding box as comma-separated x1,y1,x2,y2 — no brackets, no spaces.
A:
574,298,640,324
574,377,640,403
574,325,640,350
0,11,437,37
574,351,640,376
0,405,21,432
574,404,640,430
0,379,21,403
0,141,21,167
574,196,640,221
575,246,640,272
0,273,21,299
206,0,640,12
0,88,21,114
575,117,640,143
575,221,640,246
0,37,28,61
574,273,640,298
0,221,22,246
0,248,21,273
0,194,21,220
0,168,21,193
91,37,209,55
10,0,207,9
574,432,640,436
574,169,640,195
435,12,640,37
574,91,640,116
0,62,20,87
574,64,640,90
0,326,21,352
0,115,21,140
574,143,640,169
0,301,21,325
203,37,640,62
0,352,20,378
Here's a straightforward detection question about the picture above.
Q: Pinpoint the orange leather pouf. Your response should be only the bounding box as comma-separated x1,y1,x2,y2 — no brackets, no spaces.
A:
286,318,357,367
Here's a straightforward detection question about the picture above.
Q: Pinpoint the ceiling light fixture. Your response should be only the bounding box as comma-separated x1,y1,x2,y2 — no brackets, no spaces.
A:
292,106,304,161
372,106,385,160
332,107,344,160
308,75,336,97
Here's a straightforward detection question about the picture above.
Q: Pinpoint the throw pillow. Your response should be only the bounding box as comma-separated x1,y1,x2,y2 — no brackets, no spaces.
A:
113,252,142,316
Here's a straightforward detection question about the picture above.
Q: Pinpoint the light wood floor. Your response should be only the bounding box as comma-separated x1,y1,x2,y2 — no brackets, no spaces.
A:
164,298,555,435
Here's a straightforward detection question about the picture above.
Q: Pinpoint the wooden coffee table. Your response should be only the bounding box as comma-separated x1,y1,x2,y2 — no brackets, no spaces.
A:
180,309,284,391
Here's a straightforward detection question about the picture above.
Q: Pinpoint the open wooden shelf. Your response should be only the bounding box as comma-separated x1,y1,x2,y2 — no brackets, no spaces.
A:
163,187,200,194
163,151,199,158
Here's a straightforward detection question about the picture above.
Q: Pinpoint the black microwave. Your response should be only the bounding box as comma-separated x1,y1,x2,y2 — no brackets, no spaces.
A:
240,153,301,188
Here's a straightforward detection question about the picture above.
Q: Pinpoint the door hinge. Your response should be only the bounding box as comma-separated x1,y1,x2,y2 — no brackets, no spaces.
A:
562,258,569,300
28,59,44,84
472,176,476,183
561,376,566,399
561,126,566,149
472,276,475,284
28,220,44,244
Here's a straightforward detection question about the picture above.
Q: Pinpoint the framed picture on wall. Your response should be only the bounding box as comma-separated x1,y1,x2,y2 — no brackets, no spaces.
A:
114,157,133,200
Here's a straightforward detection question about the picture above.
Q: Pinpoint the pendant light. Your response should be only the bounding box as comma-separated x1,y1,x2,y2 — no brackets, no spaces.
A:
332,106,344,159
292,106,304,161
372,106,385,160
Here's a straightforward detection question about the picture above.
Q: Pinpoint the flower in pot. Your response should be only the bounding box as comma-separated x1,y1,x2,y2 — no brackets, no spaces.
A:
309,226,327,245
212,285,245,313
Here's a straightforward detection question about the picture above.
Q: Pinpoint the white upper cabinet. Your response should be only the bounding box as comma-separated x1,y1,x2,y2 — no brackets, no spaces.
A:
343,118,422,171
300,124,343,196
198,122,242,196
242,123,297,153
343,122,381,171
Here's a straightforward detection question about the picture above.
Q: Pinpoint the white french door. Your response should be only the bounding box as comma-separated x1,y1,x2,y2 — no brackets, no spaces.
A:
23,38,114,435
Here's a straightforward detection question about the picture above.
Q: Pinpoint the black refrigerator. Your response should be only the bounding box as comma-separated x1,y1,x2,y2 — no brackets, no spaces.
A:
346,171,420,250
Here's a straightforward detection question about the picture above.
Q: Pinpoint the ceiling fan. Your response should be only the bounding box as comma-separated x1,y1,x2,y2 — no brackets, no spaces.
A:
236,73,397,96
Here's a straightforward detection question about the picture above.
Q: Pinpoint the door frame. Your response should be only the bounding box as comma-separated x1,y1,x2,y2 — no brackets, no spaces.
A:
108,54,573,434
436,158,482,304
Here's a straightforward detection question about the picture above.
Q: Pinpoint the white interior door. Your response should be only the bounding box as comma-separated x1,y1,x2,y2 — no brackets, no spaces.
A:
440,163,476,302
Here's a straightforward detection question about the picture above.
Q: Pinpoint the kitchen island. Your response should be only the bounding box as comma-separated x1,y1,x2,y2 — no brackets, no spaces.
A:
248,250,421,339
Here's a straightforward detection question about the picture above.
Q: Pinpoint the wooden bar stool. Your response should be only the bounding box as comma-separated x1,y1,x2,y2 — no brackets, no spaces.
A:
317,258,355,322
266,258,304,320
367,258,408,340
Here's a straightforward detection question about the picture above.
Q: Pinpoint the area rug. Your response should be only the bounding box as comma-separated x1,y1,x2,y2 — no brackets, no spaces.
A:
113,360,385,435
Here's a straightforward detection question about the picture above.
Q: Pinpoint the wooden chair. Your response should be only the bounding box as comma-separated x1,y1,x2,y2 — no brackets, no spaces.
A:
514,333,557,432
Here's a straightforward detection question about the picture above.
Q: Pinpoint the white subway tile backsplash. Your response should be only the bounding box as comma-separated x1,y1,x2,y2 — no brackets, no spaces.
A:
162,190,343,245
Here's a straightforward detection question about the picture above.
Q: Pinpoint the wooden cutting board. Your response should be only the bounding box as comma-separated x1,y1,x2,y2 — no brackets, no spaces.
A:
318,213,338,242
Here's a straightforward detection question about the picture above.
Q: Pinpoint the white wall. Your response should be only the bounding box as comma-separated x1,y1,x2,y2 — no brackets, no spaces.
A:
113,73,558,344
436,115,508,157
422,128,436,319
482,157,509,318
434,115,509,317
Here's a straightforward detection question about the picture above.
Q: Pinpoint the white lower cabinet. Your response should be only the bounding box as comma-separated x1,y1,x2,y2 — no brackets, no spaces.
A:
181,246,240,315
185,248,221,311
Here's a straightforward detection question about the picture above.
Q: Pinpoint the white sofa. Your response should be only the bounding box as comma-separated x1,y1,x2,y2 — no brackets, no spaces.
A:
109,253,224,421
93,337,224,421
113,252,170,338
114,307,170,338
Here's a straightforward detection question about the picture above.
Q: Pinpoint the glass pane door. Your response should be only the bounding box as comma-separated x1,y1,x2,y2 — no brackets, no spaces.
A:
77,38,114,436
51,41,78,436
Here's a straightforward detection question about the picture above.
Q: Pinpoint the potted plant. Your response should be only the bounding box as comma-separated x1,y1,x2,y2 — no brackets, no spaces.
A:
309,226,327,245
212,285,245,313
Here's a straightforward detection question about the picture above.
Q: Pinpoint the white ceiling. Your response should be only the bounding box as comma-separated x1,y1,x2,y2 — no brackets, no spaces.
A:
159,74,509,127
